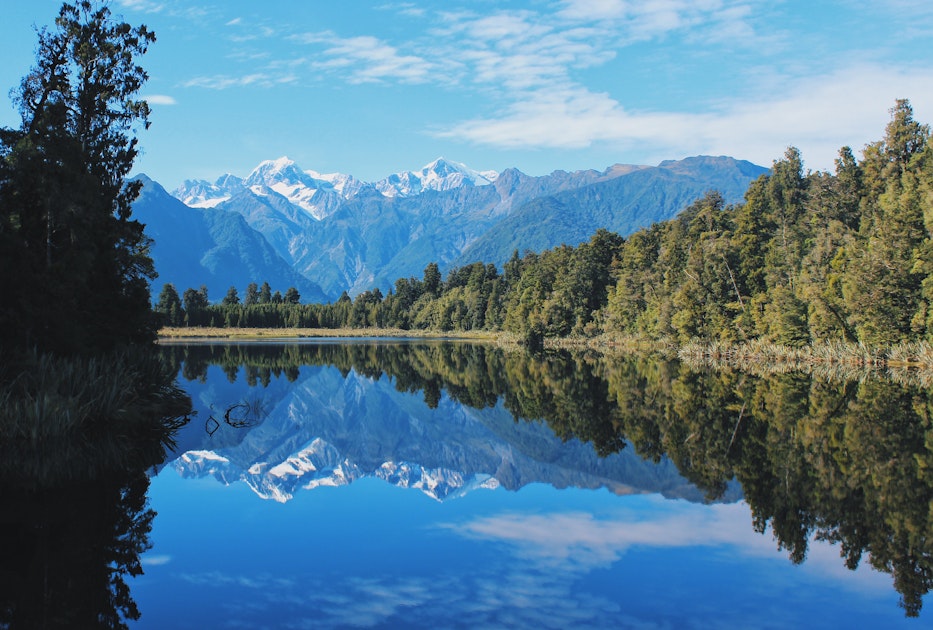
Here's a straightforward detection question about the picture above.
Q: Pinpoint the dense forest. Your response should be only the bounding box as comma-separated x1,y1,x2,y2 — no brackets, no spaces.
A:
157,100,933,352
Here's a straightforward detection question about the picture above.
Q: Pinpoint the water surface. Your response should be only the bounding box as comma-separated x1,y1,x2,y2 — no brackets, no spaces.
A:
122,341,933,627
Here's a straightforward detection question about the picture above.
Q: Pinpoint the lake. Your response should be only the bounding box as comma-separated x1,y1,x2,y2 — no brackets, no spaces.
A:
4,340,931,628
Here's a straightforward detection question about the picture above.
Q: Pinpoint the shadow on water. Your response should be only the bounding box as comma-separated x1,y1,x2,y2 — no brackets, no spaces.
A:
0,347,191,629
162,339,933,617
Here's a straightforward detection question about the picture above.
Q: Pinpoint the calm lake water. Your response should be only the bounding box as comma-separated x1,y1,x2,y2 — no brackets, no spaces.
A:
7,339,927,628
123,340,933,628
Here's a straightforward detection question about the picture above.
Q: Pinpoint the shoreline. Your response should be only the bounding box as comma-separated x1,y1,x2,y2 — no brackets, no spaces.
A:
157,327,933,369
157,326,508,342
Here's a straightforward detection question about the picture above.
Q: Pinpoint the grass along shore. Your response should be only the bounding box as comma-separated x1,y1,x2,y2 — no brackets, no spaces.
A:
158,327,933,370
157,326,506,341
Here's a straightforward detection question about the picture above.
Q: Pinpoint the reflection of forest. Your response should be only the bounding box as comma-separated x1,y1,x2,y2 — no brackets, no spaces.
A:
0,352,189,629
164,340,933,616
0,473,155,629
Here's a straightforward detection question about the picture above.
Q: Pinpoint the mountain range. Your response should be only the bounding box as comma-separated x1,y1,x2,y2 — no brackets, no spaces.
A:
134,155,768,302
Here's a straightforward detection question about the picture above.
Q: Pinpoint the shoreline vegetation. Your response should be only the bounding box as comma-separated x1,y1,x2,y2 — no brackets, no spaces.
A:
0,348,190,486
158,326,933,371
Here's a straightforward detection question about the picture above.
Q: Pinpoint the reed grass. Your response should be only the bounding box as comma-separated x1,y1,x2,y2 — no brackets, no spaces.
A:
158,326,501,341
0,348,191,485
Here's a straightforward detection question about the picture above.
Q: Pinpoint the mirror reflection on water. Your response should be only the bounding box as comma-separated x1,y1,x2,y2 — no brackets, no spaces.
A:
3,340,933,628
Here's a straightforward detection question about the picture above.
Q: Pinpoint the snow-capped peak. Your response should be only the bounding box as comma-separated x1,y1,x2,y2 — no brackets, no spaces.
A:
172,175,246,208
375,157,499,198
305,168,366,198
242,157,350,220
171,156,499,214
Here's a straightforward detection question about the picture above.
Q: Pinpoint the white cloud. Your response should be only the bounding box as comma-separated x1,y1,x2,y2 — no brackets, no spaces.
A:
144,94,177,105
441,499,895,596
295,32,436,85
434,64,933,171
443,504,754,569
141,553,172,566
116,0,165,13
183,73,297,90
557,0,761,42
377,2,427,18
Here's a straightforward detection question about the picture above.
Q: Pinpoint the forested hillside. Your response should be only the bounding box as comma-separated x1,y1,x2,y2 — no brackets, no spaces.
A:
158,100,933,352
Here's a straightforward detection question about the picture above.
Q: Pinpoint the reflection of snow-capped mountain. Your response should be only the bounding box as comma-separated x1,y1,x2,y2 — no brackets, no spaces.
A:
173,440,499,503
166,364,738,504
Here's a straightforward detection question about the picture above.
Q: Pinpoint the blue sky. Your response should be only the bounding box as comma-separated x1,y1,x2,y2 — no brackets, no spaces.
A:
2,1,933,189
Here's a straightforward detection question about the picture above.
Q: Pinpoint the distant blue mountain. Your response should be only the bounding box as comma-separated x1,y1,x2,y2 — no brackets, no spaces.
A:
131,175,328,303
455,156,768,267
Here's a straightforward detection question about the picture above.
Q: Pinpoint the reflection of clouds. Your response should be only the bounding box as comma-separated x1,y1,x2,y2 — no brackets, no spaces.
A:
158,498,898,628
442,498,895,596
442,501,755,571
141,554,172,566
173,569,625,629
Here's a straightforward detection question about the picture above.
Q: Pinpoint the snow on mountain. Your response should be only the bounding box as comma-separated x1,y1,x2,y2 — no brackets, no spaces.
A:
305,168,367,198
172,174,246,208
172,156,499,219
243,157,349,221
375,157,499,198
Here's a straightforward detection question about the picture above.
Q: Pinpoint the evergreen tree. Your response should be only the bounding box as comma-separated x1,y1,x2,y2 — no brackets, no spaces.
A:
155,283,183,326
0,0,157,353
245,282,259,306
843,101,931,344
423,262,441,298
222,286,240,306
259,281,272,304
182,286,208,326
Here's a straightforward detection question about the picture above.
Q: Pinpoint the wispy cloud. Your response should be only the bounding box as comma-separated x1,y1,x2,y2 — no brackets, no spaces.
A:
116,0,166,13
183,73,297,90
377,2,427,18
436,63,933,171
442,500,895,595
443,505,754,569
166,1,932,170
144,94,177,105
141,553,172,566
294,31,436,85
163,500,892,629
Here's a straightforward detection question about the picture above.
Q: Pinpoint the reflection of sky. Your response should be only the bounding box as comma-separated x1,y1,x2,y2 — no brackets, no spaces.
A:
133,471,917,629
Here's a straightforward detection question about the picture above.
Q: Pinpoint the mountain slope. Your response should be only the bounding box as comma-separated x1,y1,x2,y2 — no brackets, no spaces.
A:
456,156,768,266
132,176,327,302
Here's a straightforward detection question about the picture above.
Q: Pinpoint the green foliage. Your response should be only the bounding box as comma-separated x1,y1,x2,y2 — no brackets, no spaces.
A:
155,283,183,326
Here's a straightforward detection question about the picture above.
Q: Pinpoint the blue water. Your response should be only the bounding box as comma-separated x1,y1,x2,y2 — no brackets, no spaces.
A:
129,349,917,629
134,473,907,629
